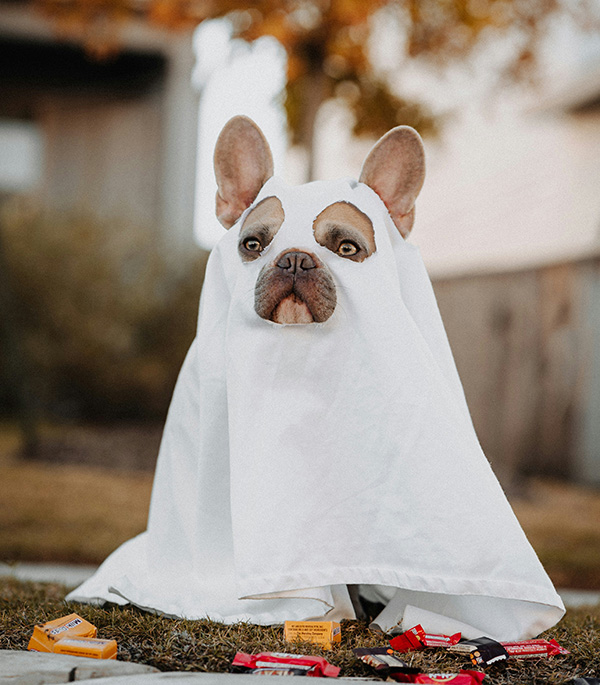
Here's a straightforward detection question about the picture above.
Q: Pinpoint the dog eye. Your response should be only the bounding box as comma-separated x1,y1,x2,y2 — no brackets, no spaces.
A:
337,241,359,257
244,238,262,252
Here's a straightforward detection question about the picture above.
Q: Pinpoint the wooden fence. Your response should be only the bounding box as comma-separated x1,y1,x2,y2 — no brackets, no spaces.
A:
432,253,600,490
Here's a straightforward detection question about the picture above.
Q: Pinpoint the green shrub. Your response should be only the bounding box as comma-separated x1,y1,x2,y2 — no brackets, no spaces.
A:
0,198,208,420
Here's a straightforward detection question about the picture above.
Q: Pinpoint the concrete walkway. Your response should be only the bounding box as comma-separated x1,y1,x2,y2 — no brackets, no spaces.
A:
0,650,362,684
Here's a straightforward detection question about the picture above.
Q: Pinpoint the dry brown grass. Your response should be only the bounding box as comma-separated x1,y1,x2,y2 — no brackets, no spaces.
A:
511,479,600,589
0,458,152,564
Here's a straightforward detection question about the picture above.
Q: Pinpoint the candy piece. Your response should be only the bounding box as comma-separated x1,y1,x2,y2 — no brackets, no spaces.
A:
250,668,309,676
284,621,341,650
52,637,117,660
27,614,97,653
447,637,508,667
232,652,340,678
422,632,462,648
353,647,415,676
389,670,486,683
500,638,570,659
389,625,461,652
389,625,426,651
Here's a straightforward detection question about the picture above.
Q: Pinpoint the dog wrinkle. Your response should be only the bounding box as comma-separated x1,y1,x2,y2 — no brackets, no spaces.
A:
255,273,294,321
255,266,336,324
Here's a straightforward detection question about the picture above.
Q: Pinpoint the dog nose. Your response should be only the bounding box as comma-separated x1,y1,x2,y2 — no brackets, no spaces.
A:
276,251,316,273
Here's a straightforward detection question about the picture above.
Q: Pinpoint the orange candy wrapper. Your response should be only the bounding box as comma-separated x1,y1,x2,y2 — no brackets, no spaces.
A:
52,637,117,660
284,621,341,650
27,613,117,659
27,614,97,653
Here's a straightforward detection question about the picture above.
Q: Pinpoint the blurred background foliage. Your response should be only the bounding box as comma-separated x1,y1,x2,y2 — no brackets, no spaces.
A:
0,198,207,423
31,0,598,179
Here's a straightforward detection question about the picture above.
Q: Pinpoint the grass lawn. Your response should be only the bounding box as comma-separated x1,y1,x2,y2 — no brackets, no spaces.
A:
1,577,599,683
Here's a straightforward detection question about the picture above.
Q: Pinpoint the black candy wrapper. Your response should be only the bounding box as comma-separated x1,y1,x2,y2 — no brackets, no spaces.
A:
353,648,418,676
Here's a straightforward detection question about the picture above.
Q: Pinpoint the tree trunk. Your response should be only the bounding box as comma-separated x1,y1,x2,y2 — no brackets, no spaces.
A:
297,69,328,182
0,220,40,456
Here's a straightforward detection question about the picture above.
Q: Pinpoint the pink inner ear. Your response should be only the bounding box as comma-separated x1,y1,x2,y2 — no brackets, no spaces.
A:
359,126,425,237
213,116,274,228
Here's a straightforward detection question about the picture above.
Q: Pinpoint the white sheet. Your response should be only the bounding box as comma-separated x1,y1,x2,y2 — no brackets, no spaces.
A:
67,176,564,640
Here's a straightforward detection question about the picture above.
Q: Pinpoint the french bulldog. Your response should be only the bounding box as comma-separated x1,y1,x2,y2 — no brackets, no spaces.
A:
213,115,425,324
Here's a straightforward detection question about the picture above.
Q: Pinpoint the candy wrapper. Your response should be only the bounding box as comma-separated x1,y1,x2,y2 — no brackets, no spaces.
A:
284,621,341,650
353,647,416,677
249,669,309,676
448,635,569,665
232,652,340,678
389,625,461,652
501,638,570,659
52,637,117,660
28,613,98,653
446,638,508,667
389,670,485,684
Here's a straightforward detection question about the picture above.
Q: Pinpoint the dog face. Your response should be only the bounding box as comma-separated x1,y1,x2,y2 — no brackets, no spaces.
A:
213,116,425,325
239,196,376,324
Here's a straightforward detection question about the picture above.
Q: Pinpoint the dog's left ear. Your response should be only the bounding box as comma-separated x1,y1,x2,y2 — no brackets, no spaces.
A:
214,116,274,229
359,126,425,238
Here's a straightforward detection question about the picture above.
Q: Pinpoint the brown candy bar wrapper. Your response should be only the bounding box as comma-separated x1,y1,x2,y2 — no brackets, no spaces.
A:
353,647,413,675
447,637,508,667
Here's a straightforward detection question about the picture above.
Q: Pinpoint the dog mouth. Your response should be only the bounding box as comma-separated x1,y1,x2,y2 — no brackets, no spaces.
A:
254,250,337,325
271,293,315,324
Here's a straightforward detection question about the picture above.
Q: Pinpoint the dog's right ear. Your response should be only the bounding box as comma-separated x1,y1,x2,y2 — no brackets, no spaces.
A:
214,116,274,229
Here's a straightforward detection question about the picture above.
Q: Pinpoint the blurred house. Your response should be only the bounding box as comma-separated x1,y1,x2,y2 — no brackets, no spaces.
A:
414,63,600,488
0,1,198,257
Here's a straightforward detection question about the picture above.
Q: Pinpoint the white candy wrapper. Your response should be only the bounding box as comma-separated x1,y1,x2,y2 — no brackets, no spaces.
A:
67,122,564,641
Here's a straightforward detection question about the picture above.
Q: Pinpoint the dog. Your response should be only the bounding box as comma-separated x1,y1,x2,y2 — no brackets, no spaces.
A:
67,115,564,641
212,115,425,325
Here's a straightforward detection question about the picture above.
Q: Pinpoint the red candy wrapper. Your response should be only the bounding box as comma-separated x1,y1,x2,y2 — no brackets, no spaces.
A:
232,652,340,678
249,668,309,676
422,632,462,648
389,670,485,684
390,625,426,651
500,638,570,659
389,625,461,652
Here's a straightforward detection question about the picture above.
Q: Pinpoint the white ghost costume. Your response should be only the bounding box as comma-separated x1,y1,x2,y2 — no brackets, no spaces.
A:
67,173,565,642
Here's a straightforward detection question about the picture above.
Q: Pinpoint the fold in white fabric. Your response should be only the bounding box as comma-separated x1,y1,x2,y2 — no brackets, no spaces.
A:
67,177,565,640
